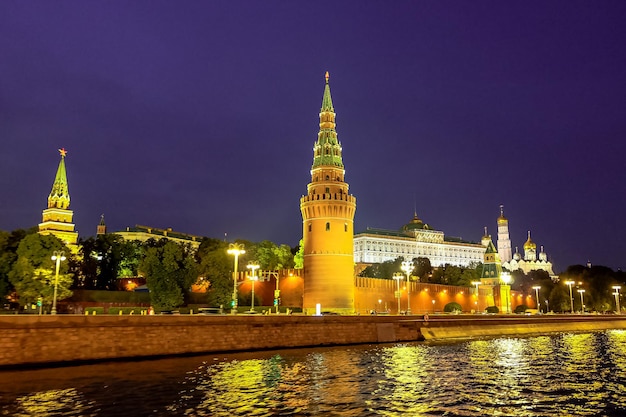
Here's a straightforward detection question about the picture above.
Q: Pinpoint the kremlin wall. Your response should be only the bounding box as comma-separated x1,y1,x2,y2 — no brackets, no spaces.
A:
35,73,555,316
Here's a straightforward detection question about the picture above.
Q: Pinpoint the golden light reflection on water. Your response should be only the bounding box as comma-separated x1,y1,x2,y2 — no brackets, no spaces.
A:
13,388,96,417
3,331,626,416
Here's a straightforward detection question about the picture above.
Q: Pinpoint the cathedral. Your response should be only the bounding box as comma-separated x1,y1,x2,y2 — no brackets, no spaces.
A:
496,206,557,279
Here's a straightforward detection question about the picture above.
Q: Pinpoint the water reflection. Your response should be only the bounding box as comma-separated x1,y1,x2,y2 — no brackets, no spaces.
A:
2,330,626,416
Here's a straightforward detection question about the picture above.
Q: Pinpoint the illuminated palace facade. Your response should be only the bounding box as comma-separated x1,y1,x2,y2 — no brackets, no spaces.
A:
353,213,485,268
38,148,79,252
300,72,357,314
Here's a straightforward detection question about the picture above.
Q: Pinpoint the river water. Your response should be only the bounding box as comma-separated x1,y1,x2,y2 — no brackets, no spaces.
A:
1,330,625,416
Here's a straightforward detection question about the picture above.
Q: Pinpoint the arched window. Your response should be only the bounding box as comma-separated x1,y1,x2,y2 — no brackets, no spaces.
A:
326,222,330,231
344,223,348,232
308,223,312,232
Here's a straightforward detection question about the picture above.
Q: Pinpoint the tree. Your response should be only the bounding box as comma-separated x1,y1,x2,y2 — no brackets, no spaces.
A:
8,234,73,309
294,239,304,269
139,241,198,310
197,238,232,307
78,234,139,290
254,240,295,270
414,257,432,281
0,228,35,300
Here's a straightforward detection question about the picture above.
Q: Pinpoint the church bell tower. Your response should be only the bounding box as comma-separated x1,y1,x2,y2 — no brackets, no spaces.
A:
300,72,357,314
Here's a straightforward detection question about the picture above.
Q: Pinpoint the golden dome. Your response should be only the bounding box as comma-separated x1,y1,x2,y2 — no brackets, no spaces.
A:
524,231,536,250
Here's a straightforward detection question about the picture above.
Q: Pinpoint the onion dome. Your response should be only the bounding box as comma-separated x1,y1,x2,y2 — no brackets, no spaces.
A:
523,230,536,250
513,247,521,261
497,204,508,224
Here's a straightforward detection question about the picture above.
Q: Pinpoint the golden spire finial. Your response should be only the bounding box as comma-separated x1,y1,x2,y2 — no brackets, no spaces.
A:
59,148,67,157
325,71,329,82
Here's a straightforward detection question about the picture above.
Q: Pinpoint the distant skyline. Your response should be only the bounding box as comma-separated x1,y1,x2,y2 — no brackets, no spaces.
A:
1,1,625,271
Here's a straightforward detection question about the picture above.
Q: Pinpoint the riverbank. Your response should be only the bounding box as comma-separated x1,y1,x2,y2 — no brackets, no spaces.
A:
2,314,626,368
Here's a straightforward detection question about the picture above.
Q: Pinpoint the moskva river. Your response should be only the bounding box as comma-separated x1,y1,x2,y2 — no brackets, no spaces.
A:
1,330,625,416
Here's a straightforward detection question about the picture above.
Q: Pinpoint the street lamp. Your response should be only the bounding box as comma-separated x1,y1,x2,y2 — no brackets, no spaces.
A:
613,286,621,314
247,262,260,312
50,250,66,315
392,273,403,314
532,286,541,312
471,281,481,311
227,243,245,313
565,280,575,313
401,261,413,315
501,272,512,313
577,289,585,313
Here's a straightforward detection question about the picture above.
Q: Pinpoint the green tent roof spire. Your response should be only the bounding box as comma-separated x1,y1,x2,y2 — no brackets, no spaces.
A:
312,72,344,169
48,148,71,209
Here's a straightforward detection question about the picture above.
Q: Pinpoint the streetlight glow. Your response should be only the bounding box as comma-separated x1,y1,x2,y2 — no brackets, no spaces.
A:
613,286,621,314
227,243,245,313
577,289,585,313
501,272,512,314
471,281,481,312
247,262,260,312
50,250,66,315
565,280,575,313
532,286,541,312
392,273,403,314
401,261,413,315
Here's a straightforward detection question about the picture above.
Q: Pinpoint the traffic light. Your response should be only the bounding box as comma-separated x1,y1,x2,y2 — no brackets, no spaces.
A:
37,297,42,307
273,298,278,306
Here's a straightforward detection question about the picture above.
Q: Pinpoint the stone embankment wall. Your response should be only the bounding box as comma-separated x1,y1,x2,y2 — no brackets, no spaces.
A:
0,315,421,367
420,315,626,340
2,314,626,368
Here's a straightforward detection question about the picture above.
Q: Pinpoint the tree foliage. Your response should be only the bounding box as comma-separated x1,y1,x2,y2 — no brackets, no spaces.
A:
139,241,198,309
8,234,73,308
294,239,304,269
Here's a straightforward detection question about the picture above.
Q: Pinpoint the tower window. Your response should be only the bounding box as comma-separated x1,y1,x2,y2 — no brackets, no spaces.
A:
344,223,348,232
308,223,312,232
326,222,330,231
325,187,330,193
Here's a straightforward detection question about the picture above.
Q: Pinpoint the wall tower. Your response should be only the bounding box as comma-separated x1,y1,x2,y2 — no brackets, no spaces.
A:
300,72,357,314
38,148,79,250
496,204,512,263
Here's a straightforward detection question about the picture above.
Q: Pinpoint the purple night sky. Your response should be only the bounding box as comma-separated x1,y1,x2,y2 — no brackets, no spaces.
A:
1,1,625,271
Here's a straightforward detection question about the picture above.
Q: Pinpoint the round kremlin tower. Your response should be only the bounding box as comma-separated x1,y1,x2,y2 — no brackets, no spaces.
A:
300,72,357,314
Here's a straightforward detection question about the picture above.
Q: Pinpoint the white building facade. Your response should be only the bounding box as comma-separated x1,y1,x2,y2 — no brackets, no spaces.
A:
353,215,485,267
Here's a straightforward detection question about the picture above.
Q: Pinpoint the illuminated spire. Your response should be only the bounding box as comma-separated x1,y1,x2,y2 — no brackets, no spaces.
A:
312,71,343,169
48,148,70,209
321,71,334,112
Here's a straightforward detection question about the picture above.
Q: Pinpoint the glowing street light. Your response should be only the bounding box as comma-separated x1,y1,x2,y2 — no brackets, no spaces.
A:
227,243,245,313
401,261,413,315
565,280,575,313
577,289,585,313
501,272,512,313
50,250,66,315
247,262,260,312
532,286,541,312
392,273,403,314
471,281,481,311
613,286,621,314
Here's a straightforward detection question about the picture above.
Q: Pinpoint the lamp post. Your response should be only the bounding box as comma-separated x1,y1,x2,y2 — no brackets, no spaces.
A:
471,281,481,311
613,286,621,314
577,289,585,313
247,262,260,312
50,250,66,315
501,272,512,313
565,280,575,313
392,273,403,314
227,243,245,313
532,286,541,312
401,261,413,315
